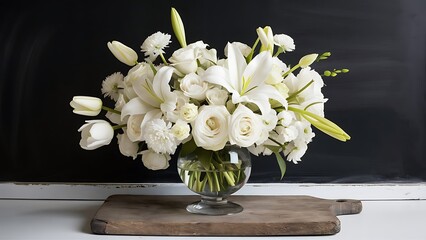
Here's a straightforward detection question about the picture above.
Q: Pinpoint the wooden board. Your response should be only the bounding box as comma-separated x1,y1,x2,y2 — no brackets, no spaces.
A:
91,195,362,236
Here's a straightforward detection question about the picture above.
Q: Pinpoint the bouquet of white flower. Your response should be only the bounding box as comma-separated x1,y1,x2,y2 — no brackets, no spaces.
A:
70,8,350,184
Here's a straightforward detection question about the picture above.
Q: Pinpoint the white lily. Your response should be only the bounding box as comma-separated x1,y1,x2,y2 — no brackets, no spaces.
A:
203,43,287,114
133,66,177,115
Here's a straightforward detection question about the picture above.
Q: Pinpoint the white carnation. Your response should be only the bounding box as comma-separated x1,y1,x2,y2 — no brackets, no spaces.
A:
101,72,124,101
144,119,178,154
140,32,171,61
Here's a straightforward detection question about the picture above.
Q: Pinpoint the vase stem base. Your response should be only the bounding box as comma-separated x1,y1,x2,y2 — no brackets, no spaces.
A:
186,197,243,215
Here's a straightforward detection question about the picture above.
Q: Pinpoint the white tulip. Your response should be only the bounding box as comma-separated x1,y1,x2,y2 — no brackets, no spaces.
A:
107,41,138,66
180,73,209,100
192,105,230,151
117,132,139,159
179,103,198,122
70,96,102,116
141,149,171,170
78,120,114,150
205,87,228,106
228,104,263,147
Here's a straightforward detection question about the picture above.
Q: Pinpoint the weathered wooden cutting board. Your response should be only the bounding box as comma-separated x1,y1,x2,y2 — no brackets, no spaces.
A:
91,195,362,236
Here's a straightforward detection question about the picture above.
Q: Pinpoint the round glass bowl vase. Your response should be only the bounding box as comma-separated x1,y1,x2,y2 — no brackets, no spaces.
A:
177,145,251,215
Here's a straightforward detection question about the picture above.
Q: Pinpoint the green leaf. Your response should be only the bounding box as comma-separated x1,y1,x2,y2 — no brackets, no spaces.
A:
274,151,287,180
179,138,197,157
264,144,281,153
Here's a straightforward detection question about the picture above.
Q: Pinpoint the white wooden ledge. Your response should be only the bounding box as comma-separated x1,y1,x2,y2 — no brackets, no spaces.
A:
1,183,425,239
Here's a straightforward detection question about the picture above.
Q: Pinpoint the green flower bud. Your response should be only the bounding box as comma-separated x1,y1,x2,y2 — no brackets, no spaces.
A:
171,8,187,48
299,53,319,68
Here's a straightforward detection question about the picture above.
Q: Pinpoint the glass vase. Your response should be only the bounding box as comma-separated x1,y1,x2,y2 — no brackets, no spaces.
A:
177,145,251,215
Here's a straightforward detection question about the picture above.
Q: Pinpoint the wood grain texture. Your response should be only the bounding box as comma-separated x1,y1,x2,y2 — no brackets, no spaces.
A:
91,195,362,236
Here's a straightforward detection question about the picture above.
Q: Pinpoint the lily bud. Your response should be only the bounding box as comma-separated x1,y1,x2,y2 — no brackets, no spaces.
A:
171,7,187,48
299,54,319,68
256,26,274,54
70,96,102,116
107,41,138,66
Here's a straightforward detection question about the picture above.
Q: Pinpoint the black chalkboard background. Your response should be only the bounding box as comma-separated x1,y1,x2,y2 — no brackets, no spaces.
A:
0,0,425,183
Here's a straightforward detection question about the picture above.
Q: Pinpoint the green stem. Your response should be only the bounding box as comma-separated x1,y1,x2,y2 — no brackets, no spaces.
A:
274,47,284,57
159,53,168,65
286,80,314,101
268,137,285,149
282,63,301,78
102,106,121,115
112,124,127,130
246,38,260,62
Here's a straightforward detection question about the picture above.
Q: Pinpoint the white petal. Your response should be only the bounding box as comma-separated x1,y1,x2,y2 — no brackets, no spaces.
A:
203,66,234,93
243,51,272,90
133,77,160,108
227,43,247,92
121,98,154,121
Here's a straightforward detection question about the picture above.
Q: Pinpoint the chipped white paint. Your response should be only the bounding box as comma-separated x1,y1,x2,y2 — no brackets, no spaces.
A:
1,182,425,200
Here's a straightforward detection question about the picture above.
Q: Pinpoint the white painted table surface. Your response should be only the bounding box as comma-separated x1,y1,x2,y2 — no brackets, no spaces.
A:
1,183,426,240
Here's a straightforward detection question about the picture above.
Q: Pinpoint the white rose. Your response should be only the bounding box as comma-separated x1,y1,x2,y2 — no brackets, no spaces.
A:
169,41,209,75
228,104,263,147
70,96,102,116
117,132,138,159
180,73,209,100
192,105,230,151
198,48,217,68
141,150,171,170
179,103,198,122
205,87,229,106
126,114,144,142
171,120,190,141
169,47,198,75
78,120,114,150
